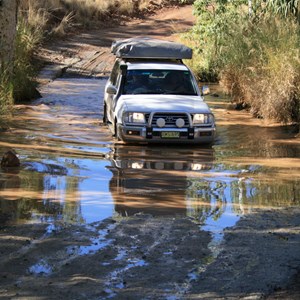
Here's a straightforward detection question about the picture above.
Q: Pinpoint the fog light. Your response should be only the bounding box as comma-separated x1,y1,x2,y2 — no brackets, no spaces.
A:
156,118,165,128
155,162,164,170
200,132,212,136
127,130,140,136
176,118,185,128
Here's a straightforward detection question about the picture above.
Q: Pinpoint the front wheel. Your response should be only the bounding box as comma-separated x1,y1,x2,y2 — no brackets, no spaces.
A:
102,103,107,125
114,119,121,141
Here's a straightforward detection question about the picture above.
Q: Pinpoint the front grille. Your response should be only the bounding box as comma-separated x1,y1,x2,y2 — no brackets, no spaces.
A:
150,113,190,127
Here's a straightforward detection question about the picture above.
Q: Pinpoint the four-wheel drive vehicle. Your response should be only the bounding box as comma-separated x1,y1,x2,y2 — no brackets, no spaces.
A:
103,37,215,144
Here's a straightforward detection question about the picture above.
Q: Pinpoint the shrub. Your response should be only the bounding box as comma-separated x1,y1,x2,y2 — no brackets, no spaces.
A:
12,15,42,103
0,14,41,113
182,0,246,81
220,18,300,123
18,1,181,29
185,0,300,123
0,0,188,113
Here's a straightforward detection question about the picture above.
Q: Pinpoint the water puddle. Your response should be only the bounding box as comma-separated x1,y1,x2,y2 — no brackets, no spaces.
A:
1,77,299,243
66,224,115,256
28,259,53,276
28,222,117,277
103,258,148,298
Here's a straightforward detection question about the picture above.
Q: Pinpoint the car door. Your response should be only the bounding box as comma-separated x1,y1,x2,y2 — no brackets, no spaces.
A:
104,60,121,124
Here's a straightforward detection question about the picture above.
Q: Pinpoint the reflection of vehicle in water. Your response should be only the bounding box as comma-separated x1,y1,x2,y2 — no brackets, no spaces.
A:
107,143,300,224
107,145,214,216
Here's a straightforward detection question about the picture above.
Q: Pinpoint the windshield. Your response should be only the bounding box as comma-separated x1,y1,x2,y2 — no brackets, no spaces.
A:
123,70,198,95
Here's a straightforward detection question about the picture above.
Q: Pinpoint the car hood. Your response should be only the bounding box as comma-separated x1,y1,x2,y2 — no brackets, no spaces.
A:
117,95,211,114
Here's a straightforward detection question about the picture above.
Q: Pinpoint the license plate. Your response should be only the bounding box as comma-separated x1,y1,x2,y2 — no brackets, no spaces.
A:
161,131,180,139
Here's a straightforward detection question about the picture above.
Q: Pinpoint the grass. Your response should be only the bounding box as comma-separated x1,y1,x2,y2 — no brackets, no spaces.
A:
19,0,169,29
184,2,300,124
0,0,183,114
0,15,40,113
12,15,42,103
219,18,300,123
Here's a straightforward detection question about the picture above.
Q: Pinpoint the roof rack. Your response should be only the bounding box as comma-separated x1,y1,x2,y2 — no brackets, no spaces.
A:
111,37,192,60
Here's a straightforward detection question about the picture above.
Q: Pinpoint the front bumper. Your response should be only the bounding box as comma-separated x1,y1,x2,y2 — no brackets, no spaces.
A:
117,125,216,144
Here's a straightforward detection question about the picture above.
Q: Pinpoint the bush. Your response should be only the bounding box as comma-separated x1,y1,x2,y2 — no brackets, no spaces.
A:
220,18,300,123
182,0,245,81
0,16,41,114
18,0,182,29
181,28,220,82
1,0,185,113
185,0,300,123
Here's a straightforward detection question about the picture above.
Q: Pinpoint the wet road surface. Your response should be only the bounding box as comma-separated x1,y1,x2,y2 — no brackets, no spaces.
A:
1,77,300,299
1,77,299,231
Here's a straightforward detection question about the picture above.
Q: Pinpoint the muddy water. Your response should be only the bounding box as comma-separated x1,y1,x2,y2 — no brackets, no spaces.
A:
0,78,299,238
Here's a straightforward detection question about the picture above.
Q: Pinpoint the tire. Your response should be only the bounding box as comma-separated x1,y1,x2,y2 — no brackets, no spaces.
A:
102,103,107,125
114,119,121,141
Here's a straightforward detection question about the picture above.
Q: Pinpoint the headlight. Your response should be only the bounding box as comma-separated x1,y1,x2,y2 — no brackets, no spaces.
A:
124,112,146,124
193,113,214,125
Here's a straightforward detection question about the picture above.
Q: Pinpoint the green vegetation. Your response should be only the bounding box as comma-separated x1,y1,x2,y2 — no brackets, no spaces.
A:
0,11,43,114
0,1,46,114
0,0,180,114
184,0,300,124
13,17,42,103
220,17,299,122
19,0,163,29
2,0,299,125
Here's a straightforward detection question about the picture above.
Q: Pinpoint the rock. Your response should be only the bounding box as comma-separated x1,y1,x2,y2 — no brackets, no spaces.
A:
1,150,20,168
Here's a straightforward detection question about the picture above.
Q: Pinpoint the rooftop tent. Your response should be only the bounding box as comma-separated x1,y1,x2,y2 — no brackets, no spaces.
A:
111,37,192,60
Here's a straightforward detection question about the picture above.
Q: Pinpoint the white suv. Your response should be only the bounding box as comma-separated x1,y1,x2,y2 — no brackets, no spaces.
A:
103,37,215,144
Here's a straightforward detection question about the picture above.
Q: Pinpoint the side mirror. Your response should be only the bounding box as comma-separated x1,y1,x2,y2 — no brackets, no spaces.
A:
106,84,117,95
201,85,210,96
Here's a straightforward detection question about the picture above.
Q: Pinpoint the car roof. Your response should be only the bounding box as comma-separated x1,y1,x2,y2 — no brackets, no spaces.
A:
125,61,190,71
111,37,192,59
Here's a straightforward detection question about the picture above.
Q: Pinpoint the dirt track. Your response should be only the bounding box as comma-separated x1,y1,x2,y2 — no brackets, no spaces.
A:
1,207,300,299
1,4,300,300
38,5,196,80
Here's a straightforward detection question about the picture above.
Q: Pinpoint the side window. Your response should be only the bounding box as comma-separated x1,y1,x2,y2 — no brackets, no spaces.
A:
115,73,122,90
110,60,120,85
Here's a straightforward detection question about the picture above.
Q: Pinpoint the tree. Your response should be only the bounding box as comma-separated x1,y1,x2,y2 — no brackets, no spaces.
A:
0,0,18,75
